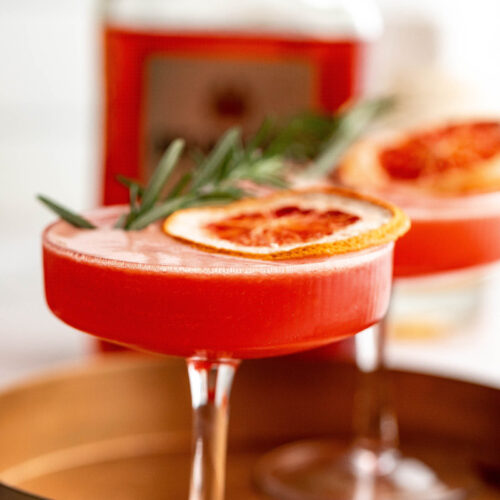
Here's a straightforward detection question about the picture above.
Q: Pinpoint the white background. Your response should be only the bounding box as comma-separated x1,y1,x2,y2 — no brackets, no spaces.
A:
1,0,500,387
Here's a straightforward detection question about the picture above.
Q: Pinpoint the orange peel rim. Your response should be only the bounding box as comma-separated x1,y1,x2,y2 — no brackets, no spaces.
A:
163,186,410,261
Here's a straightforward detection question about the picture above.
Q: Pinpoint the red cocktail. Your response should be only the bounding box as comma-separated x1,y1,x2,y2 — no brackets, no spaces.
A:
43,207,392,359
392,193,500,277
42,188,408,500
340,121,500,278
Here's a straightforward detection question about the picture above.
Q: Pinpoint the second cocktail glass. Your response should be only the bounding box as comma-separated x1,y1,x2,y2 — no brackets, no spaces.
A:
256,121,500,499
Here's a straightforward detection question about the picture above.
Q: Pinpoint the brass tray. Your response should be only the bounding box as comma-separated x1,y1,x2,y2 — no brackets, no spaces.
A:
0,354,498,499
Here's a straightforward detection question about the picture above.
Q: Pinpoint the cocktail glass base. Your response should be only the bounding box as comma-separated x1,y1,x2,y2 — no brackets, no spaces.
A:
254,440,466,500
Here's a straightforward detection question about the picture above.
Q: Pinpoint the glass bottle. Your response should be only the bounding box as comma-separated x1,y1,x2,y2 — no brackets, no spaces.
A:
99,0,382,204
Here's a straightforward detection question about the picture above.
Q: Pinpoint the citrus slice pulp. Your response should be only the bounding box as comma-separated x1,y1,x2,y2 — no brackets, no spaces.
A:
338,120,500,195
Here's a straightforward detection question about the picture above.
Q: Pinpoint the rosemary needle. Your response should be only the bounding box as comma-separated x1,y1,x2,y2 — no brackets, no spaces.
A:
37,195,95,229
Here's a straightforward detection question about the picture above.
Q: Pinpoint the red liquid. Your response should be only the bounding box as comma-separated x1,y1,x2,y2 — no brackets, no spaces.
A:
383,192,500,278
395,216,500,277
102,26,365,204
42,208,393,359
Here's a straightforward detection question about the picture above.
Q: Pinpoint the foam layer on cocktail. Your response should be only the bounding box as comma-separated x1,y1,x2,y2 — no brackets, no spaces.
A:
43,206,393,359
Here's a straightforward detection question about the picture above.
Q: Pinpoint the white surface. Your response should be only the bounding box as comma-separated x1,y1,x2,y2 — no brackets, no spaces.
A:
0,230,89,388
1,0,500,390
0,0,96,388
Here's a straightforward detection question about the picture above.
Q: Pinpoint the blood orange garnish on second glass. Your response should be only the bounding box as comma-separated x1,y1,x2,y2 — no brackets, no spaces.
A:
380,121,500,182
339,120,500,196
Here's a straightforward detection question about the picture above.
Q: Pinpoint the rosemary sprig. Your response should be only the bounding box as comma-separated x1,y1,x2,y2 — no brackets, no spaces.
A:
140,139,186,213
126,127,284,230
37,195,95,229
38,97,392,230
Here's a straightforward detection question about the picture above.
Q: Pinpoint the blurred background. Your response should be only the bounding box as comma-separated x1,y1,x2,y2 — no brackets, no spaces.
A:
1,0,500,388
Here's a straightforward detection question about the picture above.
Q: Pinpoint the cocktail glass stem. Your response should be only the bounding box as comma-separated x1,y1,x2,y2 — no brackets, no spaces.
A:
187,357,240,500
254,320,464,499
352,321,400,472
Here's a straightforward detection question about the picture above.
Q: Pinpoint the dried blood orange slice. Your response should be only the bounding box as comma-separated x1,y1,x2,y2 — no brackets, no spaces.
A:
338,121,500,195
163,187,409,260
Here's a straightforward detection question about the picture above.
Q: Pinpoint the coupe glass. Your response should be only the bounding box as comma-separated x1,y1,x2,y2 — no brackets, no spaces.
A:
255,191,500,499
42,206,396,500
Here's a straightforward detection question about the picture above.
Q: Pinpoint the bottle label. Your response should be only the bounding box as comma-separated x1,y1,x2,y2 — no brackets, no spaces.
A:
144,55,314,175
